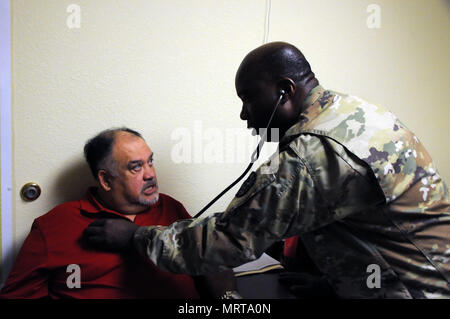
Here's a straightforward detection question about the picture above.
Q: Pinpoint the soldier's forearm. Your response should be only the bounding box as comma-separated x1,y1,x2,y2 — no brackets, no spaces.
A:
132,214,252,275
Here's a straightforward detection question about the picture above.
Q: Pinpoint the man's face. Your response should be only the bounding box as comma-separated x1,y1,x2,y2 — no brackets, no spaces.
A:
109,132,159,212
235,69,300,139
235,72,279,134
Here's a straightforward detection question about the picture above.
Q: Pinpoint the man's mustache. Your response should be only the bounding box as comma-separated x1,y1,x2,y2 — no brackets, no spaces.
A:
141,180,157,191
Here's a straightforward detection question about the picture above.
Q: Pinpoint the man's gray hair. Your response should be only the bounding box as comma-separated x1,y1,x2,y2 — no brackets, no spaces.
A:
84,127,143,180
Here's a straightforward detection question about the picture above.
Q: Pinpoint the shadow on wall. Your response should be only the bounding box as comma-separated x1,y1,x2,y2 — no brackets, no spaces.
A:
444,0,450,11
0,244,18,287
52,158,96,204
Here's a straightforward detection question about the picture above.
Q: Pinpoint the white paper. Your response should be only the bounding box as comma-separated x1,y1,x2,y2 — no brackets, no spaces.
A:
233,253,281,273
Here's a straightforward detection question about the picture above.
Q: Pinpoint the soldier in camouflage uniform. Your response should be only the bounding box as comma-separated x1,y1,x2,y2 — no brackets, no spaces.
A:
85,42,450,298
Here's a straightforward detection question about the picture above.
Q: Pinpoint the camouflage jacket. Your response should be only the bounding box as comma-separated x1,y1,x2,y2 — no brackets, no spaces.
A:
133,85,450,298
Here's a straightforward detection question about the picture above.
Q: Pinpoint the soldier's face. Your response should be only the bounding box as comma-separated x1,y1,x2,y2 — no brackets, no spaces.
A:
236,72,300,139
235,74,281,135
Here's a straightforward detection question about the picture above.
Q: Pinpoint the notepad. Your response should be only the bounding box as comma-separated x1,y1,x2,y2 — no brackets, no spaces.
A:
233,253,284,277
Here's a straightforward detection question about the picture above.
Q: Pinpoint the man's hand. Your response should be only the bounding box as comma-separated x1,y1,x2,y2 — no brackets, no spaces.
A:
83,218,139,251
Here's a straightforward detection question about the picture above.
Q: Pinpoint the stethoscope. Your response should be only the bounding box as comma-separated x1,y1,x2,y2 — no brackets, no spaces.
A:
194,90,285,218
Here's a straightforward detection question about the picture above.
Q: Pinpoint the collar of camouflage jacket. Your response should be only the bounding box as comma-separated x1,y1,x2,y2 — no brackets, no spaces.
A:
283,85,335,142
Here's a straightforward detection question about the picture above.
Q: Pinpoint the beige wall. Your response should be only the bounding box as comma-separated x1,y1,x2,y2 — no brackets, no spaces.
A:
4,0,449,257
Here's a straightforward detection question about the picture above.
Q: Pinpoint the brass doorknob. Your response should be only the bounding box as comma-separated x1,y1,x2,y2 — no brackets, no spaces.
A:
20,182,41,202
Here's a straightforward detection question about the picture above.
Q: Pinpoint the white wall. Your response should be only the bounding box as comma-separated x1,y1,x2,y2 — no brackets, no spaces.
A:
2,0,449,274
270,0,449,180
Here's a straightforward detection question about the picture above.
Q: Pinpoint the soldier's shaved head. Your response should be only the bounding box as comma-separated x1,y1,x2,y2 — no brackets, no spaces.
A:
236,42,318,89
235,42,320,138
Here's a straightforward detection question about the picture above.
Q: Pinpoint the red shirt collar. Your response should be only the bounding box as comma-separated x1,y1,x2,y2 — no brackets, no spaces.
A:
79,187,161,218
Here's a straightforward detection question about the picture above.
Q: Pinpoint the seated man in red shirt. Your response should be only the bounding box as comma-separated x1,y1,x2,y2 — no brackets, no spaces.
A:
0,127,234,298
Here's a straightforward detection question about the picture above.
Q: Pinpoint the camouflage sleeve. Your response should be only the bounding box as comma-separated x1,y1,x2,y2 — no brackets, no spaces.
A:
133,135,383,275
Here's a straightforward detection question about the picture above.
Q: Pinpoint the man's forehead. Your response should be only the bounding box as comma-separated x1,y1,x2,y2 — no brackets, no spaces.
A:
235,61,255,84
236,60,273,90
113,132,152,161
236,71,270,96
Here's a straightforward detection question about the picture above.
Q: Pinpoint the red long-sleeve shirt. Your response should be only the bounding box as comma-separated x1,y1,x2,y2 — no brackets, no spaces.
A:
0,188,199,299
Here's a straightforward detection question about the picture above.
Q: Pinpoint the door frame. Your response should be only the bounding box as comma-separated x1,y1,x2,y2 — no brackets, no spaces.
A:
1,0,13,287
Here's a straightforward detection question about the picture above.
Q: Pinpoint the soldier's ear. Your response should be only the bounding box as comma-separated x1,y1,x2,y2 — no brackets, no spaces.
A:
98,169,112,191
277,78,296,103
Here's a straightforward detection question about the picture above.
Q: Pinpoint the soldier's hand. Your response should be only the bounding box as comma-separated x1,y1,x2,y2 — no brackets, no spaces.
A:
278,272,336,298
83,218,139,251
